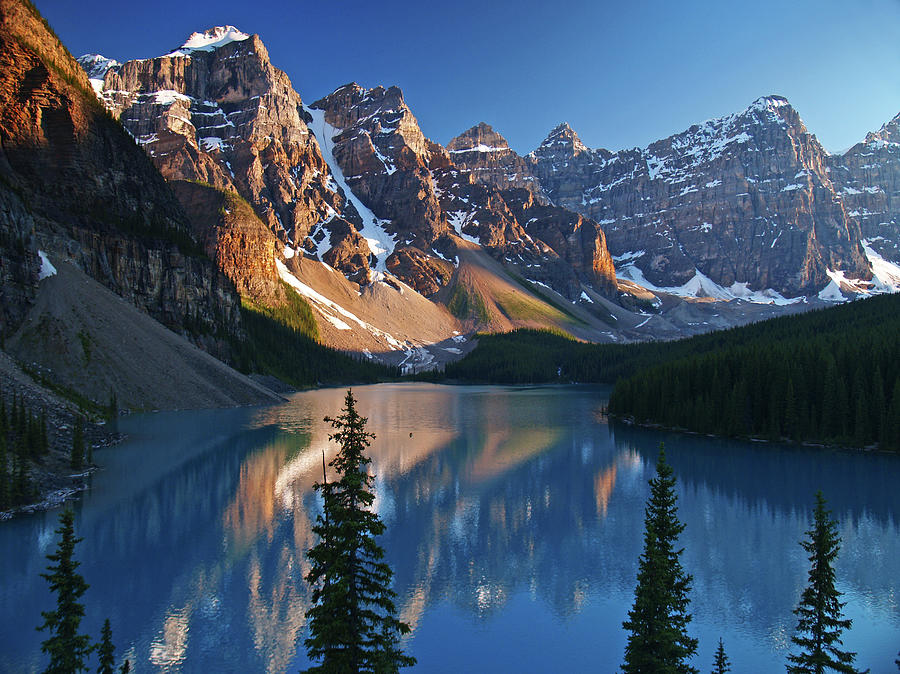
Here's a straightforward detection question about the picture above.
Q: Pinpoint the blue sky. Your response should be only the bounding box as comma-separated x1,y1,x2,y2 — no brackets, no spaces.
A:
36,0,900,155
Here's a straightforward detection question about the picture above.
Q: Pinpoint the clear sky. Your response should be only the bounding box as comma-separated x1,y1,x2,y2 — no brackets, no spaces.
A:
35,0,900,155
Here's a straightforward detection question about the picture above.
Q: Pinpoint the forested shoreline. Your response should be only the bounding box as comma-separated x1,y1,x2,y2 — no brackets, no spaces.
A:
433,294,900,450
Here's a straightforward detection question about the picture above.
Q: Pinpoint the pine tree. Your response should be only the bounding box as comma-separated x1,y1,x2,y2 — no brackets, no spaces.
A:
40,409,49,457
37,508,93,673
0,430,8,509
96,618,125,674
12,450,31,506
71,417,84,471
622,445,698,673
303,390,415,673
712,637,731,673
786,492,866,674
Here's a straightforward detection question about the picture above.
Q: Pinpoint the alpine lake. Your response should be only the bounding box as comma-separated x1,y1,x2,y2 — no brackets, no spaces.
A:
1,384,898,672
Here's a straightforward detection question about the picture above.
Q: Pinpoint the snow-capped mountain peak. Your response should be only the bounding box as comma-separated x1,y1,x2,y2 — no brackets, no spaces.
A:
76,53,120,79
749,94,790,111
167,26,250,56
75,53,121,97
447,122,510,153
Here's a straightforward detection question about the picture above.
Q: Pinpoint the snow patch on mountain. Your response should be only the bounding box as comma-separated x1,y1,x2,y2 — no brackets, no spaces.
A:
167,26,250,56
276,260,409,347
305,105,395,274
38,251,57,280
862,240,900,291
449,144,508,154
618,264,803,305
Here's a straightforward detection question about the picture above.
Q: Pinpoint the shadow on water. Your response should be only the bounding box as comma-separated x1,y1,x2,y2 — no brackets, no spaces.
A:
0,384,897,672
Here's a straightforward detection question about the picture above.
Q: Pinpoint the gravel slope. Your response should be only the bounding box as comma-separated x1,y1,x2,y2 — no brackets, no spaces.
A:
6,260,282,411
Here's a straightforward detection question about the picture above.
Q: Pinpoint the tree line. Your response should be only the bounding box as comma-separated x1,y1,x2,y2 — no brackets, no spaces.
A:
608,296,900,449
623,447,871,673
433,294,900,450
1,391,93,512
0,394,45,509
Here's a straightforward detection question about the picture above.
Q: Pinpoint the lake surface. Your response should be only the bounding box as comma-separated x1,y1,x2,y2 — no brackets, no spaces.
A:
1,384,898,672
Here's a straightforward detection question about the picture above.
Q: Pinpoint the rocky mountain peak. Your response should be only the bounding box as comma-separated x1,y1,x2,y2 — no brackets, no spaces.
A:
830,109,900,265
535,122,588,157
447,122,510,153
862,111,900,147
533,95,872,297
166,25,251,56
740,94,808,134
312,82,437,162
75,53,121,96
749,94,790,111
76,53,120,79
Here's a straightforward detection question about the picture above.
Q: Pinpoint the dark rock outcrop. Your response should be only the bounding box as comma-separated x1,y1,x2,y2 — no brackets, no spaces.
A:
311,86,619,300
83,28,341,249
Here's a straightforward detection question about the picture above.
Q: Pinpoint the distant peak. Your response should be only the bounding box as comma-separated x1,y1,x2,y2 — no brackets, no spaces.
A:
76,53,120,80
750,94,790,110
167,26,251,56
862,110,900,147
447,122,510,154
744,95,801,123
538,122,587,155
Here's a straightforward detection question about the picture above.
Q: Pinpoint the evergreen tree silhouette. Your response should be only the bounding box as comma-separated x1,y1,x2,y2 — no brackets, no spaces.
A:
711,637,731,673
786,492,866,674
622,445,698,673
37,508,93,673
303,390,415,673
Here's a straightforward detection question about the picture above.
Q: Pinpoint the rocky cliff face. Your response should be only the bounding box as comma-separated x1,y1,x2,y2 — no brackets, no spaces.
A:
83,30,619,306
80,27,344,251
829,113,900,265
447,122,547,202
0,0,240,343
310,86,618,299
531,97,872,297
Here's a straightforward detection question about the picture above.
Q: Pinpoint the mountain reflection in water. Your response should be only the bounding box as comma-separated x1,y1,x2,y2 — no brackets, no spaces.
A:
0,384,897,673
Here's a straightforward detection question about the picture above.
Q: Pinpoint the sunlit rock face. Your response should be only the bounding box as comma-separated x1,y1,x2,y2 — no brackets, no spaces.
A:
1,4,240,341
447,122,549,203
530,98,874,297
83,38,619,302
79,29,373,285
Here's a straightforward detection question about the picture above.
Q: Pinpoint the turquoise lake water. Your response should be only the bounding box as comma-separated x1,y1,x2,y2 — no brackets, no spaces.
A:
1,383,898,672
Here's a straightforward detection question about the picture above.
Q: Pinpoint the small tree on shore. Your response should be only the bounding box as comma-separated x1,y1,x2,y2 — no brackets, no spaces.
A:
622,445,698,673
37,508,93,672
712,637,731,673
786,491,866,674
303,390,415,673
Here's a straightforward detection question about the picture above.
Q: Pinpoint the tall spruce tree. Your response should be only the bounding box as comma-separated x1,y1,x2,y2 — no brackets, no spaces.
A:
712,638,731,674
303,390,415,673
97,619,115,674
786,492,865,674
71,416,84,471
37,508,93,673
622,445,698,674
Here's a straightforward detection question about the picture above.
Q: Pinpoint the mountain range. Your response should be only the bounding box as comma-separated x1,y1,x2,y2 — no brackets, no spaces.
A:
3,6,900,405
78,26,900,313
